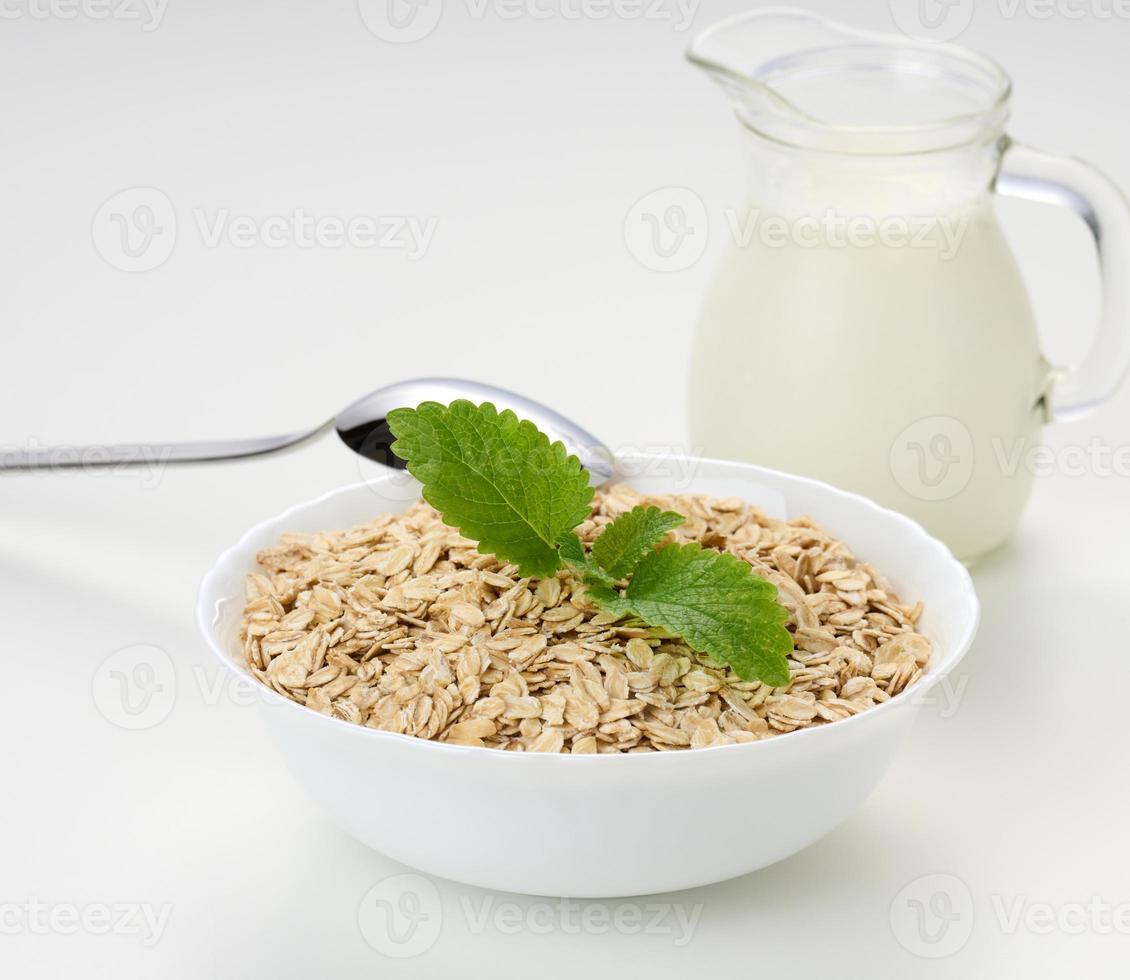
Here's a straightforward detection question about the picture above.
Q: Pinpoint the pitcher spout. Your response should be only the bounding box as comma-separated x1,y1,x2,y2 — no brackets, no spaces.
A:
687,8,1011,155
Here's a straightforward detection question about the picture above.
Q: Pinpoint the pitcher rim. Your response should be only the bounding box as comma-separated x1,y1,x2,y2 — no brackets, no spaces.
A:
687,8,1013,156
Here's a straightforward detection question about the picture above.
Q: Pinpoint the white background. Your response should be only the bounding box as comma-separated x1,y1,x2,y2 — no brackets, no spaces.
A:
2,0,1129,976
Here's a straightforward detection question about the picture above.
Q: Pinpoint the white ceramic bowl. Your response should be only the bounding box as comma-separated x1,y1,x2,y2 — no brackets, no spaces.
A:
197,455,978,897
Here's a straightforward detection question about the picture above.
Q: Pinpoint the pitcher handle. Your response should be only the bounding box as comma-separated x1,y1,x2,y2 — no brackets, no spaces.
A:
996,139,1130,422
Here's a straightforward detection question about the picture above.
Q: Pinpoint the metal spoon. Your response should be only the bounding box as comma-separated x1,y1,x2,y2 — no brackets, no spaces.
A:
0,378,615,485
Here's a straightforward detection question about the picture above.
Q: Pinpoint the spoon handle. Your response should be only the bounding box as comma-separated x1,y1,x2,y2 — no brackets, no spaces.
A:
0,422,331,471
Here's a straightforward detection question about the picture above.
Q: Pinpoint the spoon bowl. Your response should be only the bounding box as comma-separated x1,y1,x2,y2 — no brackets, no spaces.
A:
333,378,614,485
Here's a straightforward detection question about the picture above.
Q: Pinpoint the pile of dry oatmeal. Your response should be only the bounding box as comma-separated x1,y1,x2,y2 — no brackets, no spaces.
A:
240,485,931,753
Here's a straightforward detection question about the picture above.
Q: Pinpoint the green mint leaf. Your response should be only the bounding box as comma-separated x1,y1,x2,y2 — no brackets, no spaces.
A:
555,531,588,569
584,580,625,611
387,400,594,578
591,506,685,580
610,542,793,687
557,531,618,590
387,400,793,687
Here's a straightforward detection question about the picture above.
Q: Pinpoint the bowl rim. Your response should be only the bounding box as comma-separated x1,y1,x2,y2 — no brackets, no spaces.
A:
195,453,980,762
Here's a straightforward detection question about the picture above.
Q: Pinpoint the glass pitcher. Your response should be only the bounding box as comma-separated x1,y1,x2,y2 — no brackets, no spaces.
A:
685,10,1130,561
